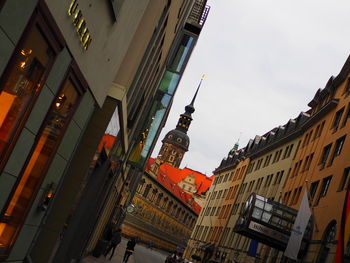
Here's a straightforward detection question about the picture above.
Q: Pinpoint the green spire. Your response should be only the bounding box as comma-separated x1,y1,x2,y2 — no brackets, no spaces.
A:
230,141,239,153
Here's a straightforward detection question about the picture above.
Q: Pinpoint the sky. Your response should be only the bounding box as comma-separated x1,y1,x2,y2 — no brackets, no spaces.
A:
151,0,350,176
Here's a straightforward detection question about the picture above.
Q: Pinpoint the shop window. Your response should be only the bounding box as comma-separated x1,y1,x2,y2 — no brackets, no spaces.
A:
0,67,84,257
0,21,59,172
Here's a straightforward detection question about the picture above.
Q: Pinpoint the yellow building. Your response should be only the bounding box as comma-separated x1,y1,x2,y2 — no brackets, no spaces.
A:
283,56,350,263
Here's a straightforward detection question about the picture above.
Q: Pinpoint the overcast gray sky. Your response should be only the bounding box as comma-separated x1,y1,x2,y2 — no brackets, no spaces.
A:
151,0,350,176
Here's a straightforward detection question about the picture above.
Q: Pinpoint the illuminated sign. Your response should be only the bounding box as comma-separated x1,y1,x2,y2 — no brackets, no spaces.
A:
68,0,92,51
248,221,289,243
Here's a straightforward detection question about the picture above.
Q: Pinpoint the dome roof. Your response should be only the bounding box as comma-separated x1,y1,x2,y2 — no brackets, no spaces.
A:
162,129,190,151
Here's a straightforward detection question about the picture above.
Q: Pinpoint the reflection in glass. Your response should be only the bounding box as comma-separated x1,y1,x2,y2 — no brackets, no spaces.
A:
0,78,79,253
252,208,263,220
0,25,54,164
141,94,171,159
262,212,272,223
169,34,194,73
255,199,265,209
129,93,171,166
158,71,180,95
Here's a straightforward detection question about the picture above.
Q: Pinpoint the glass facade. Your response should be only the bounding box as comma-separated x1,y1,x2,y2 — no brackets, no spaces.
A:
0,25,55,170
0,74,82,257
128,32,197,168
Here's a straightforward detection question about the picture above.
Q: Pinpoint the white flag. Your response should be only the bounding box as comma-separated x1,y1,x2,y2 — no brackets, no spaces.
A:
284,190,311,260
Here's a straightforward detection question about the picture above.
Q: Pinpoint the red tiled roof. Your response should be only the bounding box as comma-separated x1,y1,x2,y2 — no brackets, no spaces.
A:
157,163,212,195
146,158,212,214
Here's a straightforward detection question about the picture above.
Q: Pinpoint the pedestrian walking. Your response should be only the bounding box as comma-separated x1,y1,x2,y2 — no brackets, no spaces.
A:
123,237,137,263
104,229,122,260
165,251,180,263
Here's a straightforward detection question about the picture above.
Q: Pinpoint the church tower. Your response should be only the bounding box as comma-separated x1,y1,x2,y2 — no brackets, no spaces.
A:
157,77,203,168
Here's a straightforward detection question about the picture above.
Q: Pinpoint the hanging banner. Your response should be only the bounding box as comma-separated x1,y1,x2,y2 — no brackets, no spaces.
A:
284,190,311,260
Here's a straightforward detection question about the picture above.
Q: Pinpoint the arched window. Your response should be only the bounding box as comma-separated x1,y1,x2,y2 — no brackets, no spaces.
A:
317,220,337,263
176,207,181,218
162,197,168,209
156,193,163,206
167,201,173,212
143,184,152,198
137,178,145,193
150,188,158,201
172,204,177,216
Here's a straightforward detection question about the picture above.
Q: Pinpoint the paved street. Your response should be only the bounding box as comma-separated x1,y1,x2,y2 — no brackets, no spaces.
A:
82,238,169,263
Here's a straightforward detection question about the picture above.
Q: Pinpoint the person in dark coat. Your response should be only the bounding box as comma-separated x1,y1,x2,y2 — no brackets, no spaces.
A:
165,251,180,263
123,237,137,263
104,229,122,260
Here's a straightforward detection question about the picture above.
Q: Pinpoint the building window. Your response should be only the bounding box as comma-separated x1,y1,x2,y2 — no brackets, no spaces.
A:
332,107,344,131
317,221,337,263
0,67,84,257
229,171,234,181
216,207,220,216
309,181,319,201
156,193,163,206
292,187,302,205
329,135,346,165
319,143,332,168
277,170,284,184
217,190,223,199
302,153,314,172
338,167,350,191
315,176,332,205
223,173,229,182
292,160,303,177
0,10,63,172
342,103,350,127
222,189,228,199
143,184,151,198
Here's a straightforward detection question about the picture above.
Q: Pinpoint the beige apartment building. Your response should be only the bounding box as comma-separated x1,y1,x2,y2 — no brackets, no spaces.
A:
229,113,307,263
184,146,248,262
187,112,308,263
